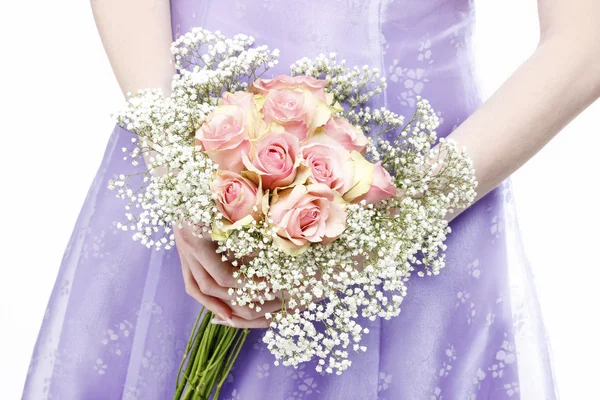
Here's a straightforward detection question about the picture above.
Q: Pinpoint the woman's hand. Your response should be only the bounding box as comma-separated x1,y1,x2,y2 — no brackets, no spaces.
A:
174,224,278,329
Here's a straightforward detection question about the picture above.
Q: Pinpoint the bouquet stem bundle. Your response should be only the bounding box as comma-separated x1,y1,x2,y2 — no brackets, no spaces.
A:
174,308,249,400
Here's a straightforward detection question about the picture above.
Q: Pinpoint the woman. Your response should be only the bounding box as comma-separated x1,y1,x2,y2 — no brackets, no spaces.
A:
22,0,599,398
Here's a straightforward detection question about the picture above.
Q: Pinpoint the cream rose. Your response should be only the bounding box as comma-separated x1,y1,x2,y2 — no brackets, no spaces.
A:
211,170,261,223
269,183,346,255
195,105,257,172
250,75,330,102
354,161,397,204
242,128,302,189
301,132,355,195
220,91,257,110
323,116,369,154
254,87,331,140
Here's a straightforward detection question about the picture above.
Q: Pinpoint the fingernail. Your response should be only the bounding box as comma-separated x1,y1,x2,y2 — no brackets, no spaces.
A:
211,317,236,328
217,314,235,326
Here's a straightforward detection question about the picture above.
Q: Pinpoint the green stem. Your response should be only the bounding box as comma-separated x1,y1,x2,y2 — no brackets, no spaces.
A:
173,309,251,400
214,329,250,399
176,308,204,388
174,308,204,399
198,327,238,398
176,309,212,399
174,308,250,400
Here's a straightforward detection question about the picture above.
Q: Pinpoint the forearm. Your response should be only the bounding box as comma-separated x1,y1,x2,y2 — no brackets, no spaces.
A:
448,33,600,213
91,0,175,96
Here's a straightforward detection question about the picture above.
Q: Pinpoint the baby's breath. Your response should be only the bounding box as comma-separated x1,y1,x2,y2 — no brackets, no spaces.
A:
109,31,477,375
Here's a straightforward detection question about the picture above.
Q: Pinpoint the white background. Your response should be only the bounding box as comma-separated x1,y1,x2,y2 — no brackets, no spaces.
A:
0,1,598,399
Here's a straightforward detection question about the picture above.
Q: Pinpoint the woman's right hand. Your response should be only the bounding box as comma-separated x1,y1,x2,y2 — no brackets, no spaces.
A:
174,224,280,329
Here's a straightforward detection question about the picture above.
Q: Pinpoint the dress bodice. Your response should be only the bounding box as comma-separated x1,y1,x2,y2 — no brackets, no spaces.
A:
172,1,474,65
170,0,482,140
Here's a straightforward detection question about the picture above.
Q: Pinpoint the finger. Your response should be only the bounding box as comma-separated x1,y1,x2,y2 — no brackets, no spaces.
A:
187,256,233,301
230,298,282,320
194,237,279,303
196,240,241,288
211,314,271,329
197,246,278,300
178,247,204,301
191,258,281,308
180,251,233,321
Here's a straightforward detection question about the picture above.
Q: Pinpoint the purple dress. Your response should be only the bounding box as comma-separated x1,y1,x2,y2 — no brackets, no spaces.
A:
22,1,559,399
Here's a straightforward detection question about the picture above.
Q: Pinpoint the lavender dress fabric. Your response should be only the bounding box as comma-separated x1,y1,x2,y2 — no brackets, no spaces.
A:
23,1,559,399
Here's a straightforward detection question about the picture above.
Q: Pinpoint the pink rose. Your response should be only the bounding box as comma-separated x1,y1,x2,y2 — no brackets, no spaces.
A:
211,171,261,223
323,117,369,154
301,132,354,195
250,75,329,102
195,105,257,172
220,91,256,110
243,129,301,189
269,183,346,254
303,132,382,203
354,162,397,204
258,88,332,140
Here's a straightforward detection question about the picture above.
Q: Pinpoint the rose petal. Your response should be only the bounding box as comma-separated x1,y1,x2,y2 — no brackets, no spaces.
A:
355,161,397,204
205,140,251,172
342,151,375,202
272,234,310,256
323,195,347,240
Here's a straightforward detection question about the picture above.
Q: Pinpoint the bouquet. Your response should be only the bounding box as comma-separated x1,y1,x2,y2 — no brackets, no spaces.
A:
110,28,477,399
